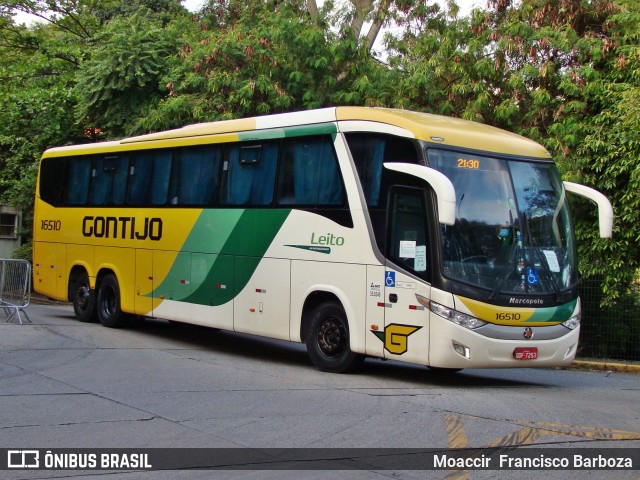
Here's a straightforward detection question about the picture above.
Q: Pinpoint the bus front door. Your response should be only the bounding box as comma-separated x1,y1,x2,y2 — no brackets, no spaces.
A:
382,187,431,365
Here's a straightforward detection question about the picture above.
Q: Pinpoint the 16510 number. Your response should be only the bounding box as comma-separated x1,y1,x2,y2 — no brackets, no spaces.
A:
41,219,62,231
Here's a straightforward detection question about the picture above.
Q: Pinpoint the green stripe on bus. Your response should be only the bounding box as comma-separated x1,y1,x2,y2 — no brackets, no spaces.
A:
152,209,291,306
237,123,337,142
527,298,578,323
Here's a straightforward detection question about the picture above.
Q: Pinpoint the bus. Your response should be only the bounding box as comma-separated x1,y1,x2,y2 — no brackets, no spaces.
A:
33,107,613,373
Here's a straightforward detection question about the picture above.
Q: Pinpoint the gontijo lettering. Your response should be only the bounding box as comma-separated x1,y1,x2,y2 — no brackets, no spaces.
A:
82,216,163,240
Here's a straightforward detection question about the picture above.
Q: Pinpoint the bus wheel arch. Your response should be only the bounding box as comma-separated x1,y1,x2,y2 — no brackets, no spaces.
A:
69,266,97,323
95,270,129,328
301,292,363,373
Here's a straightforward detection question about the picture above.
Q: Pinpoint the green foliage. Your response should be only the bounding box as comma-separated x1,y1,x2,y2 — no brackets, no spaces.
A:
0,30,83,241
74,10,181,137
11,242,32,262
138,0,391,131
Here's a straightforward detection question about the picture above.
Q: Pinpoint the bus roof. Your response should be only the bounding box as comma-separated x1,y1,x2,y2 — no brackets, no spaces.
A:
336,107,551,159
43,107,551,159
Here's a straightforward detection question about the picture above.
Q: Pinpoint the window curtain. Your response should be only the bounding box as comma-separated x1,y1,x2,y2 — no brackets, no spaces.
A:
224,144,278,206
292,137,343,205
67,157,91,205
173,146,222,205
127,151,171,205
89,156,128,205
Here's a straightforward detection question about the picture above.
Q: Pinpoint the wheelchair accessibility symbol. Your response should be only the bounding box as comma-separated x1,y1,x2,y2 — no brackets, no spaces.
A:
527,268,539,285
385,271,396,287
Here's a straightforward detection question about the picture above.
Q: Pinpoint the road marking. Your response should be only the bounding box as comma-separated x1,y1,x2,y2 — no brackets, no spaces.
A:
443,414,640,479
444,414,468,448
486,426,540,447
443,414,470,480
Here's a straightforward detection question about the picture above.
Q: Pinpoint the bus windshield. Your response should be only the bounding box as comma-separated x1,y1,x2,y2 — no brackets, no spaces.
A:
427,149,577,295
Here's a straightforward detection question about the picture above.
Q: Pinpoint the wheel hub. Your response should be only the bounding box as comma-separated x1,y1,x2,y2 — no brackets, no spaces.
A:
317,317,344,356
77,285,90,308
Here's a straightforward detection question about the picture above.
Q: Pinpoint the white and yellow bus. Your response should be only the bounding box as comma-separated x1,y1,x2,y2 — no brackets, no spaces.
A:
33,107,613,372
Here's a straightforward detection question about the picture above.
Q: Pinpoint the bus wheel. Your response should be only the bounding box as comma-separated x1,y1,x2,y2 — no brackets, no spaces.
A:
96,274,128,328
72,272,97,323
305,302,363,373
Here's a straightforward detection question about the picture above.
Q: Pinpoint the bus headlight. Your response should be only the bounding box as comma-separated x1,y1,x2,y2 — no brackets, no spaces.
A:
562,307,581,330
427,299,487,330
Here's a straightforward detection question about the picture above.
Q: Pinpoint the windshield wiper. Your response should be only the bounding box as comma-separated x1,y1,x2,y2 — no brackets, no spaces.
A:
488,211,519,300
522,212,561,299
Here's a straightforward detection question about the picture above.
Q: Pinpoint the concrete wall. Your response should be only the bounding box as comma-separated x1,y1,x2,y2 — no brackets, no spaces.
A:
0,205,22,258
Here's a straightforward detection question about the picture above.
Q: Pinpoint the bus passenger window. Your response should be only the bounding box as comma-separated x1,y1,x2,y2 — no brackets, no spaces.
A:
345,133,420,207
66,157,92,206
39,158,66,206
89,155,128,206
221,142,278,206
277,136,345,206
127,150,171,206
171,146,222,206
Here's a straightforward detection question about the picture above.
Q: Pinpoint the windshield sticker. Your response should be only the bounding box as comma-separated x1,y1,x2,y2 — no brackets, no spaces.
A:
542,250,561,273
415,245,427,272
400,240,416,258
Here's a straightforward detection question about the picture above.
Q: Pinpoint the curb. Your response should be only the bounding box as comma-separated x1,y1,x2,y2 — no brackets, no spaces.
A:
570,360,640,374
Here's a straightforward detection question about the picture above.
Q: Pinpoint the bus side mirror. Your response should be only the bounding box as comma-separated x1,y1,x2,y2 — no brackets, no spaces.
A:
383,163,456,226
563,181,614,238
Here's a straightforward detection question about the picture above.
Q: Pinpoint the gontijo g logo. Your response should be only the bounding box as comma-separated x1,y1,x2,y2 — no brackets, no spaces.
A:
372,324,422,355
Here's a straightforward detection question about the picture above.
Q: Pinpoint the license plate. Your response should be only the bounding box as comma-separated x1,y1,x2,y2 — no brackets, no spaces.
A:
513,347,538,360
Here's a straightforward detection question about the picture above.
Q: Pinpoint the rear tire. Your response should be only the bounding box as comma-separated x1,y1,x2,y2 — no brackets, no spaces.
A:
72,271,97,323
305,302,363,373
96,274,128,328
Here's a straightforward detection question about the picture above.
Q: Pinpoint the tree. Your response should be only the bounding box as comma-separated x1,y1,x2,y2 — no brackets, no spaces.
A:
74,9,183,137
566,0,640,297
138,0,396,131
0,0,187,254
0,25,83,258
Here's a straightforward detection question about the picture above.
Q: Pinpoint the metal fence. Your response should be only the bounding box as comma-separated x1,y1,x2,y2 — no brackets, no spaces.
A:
578,278,640,362
0,258,31,324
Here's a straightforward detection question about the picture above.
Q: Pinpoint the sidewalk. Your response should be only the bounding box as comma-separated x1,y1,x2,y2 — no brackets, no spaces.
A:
570,359,640,374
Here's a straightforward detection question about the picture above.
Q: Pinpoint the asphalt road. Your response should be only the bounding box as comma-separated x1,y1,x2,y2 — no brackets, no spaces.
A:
1,302,639,479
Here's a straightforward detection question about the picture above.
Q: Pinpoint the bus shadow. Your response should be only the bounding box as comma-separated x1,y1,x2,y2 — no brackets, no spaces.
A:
134,318,312,367
360,359,548,388
131,318,546,388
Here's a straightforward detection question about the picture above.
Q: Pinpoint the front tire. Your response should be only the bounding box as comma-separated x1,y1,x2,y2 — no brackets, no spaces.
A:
305,302,363,373
72,271,97,323
96,274,128,328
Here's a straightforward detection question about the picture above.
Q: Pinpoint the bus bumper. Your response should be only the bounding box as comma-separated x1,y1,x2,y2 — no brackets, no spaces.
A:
428,314,580,369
